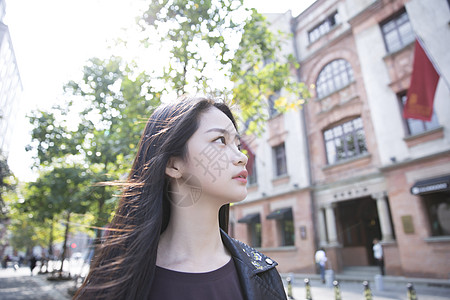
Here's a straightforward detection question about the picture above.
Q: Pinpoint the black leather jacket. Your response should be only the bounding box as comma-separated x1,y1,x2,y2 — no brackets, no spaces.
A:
221,230,287,300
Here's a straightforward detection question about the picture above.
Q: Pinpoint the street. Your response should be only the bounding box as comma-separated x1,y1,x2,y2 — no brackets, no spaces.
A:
0,267,73,300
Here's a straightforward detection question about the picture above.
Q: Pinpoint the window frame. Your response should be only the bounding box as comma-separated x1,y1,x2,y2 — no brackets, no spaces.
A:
279,219,295,246
380,9,415,53
308,11,340,44
247,157,257,186
323,117,368,165
398,92,440,136
248,221,262,248
315,59,354,99
273,143,288,177
423,194,450,237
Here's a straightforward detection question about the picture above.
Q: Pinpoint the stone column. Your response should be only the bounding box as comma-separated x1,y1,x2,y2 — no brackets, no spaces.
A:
325,204,338,245
317,208,327,246
373,192,394,242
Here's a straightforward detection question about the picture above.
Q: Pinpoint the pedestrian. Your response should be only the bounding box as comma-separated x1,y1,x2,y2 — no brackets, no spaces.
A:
74,96,287,300
2,255,8,269
29,255,37,275
373,238,385,275
315,248,328,283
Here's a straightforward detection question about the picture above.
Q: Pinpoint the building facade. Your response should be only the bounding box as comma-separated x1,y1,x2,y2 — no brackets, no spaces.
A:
0,0,22,260
230,0,450,279
0,0,22,158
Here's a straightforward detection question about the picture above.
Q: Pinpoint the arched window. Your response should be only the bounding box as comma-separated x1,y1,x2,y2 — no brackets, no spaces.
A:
316,59,354,98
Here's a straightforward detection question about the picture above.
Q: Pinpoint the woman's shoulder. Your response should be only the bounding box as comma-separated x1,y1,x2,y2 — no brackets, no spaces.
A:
221,230,288,300
220,230,278,272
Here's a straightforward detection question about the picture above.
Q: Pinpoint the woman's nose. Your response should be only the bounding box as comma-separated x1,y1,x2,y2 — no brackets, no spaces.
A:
231,146,248,166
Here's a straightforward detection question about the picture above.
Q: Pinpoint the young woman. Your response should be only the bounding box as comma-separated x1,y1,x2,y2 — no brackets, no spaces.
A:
74,96,287,300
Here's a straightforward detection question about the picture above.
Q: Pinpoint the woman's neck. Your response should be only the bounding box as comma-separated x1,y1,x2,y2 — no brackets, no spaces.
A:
156,201,230,272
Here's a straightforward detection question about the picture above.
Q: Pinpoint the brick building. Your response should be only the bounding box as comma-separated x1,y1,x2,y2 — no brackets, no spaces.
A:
230,0,450,279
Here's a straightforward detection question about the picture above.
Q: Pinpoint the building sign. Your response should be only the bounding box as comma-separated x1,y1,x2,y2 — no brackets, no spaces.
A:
411,183,449,195
410,175,450,195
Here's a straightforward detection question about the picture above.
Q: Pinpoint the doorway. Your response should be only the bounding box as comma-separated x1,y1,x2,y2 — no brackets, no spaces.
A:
336,197,381,266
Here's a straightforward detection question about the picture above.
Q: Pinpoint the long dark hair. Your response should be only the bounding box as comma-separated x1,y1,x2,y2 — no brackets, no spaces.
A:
75,96,237,299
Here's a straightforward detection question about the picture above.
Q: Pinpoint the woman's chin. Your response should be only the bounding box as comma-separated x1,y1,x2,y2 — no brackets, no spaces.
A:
232,190,247,203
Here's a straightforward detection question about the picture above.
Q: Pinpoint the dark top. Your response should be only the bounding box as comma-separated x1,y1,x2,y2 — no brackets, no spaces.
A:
148,258,245,300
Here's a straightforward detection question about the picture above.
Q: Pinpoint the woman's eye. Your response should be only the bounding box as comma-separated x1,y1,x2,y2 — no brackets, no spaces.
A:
214,136,226,144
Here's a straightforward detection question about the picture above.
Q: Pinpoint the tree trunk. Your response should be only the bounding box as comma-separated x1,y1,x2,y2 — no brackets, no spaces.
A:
93,194,105,259
59,211,71,278
45,219,54,273
48,218,54,257
92,162,108,259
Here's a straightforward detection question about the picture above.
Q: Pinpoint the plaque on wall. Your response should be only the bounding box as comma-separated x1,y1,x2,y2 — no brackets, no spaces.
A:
300,226,307,240
401,215,415,234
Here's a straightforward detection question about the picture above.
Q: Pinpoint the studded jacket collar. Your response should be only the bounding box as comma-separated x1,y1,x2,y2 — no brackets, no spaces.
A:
220,229,287,300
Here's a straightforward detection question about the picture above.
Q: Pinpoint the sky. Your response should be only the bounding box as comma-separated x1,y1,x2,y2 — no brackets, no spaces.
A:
4,0,315,181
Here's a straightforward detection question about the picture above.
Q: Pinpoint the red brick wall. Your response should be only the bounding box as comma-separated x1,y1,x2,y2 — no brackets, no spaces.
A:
385,156,450,279
230,190,316,273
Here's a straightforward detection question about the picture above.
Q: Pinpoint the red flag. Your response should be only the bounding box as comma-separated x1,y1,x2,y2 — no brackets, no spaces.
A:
404,39,440,121
241,139,255,176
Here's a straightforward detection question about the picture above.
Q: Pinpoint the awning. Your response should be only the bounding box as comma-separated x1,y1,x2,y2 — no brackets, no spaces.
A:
237,213,260,224
410,175,450,195
266,207,292,220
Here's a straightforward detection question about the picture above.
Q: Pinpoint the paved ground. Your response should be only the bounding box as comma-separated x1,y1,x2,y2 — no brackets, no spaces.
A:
1,266,450,299
283,277,450,300
0,267,73,300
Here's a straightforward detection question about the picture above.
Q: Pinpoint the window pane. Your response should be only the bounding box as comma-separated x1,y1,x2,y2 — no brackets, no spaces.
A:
335,74,343,90
382,10,414,53
424,113,440,131
326,140,336,164
316,59,354,98
335,137,346,160
343,121,353,133
400,92,440,135
353,118,363,129
274,144,287,176
425,196,450,236
333,126,343,137
385,31,401,52
398,22,414,45
251,223,262,247
323,117,368,164
395,12,408,25
356,130,368,153
346,134,356,156
382,19,396,33
324,129,333,140
247,159,257,185
282,220,295,246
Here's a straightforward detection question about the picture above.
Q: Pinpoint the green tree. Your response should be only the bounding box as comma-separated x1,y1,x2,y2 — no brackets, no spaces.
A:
0,153,15,221
23,165,93,276
0,154,17,257
140,0,310,133
142,0,245,96
27,57,161,253
63,57,160,243
230,10,310,133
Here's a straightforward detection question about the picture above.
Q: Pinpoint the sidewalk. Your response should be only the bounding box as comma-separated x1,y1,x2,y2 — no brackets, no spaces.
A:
0,267,73,300
281,273,450,300
1,266,449,300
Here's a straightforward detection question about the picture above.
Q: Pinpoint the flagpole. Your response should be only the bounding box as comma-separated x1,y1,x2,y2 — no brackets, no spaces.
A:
416,36,450,90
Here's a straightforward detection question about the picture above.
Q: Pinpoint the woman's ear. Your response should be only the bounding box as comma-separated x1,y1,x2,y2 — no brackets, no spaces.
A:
165,157,183,179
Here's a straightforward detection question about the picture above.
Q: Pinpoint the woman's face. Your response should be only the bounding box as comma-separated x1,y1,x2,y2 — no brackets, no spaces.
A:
174,107,248,207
